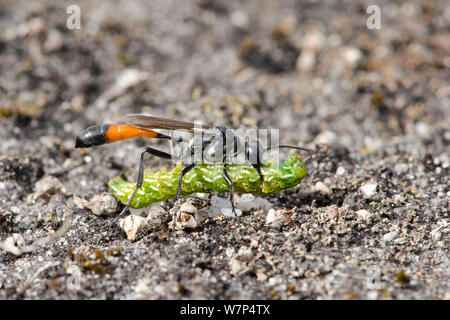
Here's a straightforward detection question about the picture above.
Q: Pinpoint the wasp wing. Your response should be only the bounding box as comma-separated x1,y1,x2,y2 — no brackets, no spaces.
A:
125,114,213,133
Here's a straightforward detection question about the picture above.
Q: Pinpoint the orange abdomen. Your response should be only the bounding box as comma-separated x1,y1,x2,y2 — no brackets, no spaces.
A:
105,125,164,142
75,124,169,148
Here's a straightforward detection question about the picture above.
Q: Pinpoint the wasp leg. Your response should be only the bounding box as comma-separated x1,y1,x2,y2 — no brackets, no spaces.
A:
171,163,197,231
222,164,237,216
175,163,197,199
109,146,173,227
252,163,264,182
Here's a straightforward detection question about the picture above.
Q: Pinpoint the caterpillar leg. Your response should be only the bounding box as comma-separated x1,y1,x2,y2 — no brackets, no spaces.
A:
171,163,197,231
222,164,237,216
110,146,173,227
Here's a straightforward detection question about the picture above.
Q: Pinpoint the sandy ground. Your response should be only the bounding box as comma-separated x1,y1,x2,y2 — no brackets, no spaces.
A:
0,0,448,299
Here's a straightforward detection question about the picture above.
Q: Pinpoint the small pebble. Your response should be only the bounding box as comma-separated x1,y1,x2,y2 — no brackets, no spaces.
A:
236,194,271,211
229,256,247,276
336,166,346,176
230,11,248,28
360,182,378,199
340,46,362,68
315,181,331,195
26,17,45,36
135,278,150,294
301,29,325,52
119,215,148,241
265,207,296,229
367,291,379,300
394,163,409,176
98,68,149,103
432,231,442,241
43,29,63,52
3,236,20,253
383,230,399,242
1,233,26,255
237,246,253,261
209,195,243,217
415,122,431,139
174,203,197,229
442,129,450,142
27,176,66,204
297,49,316,71
174,202,208,230
356,209,372,221
72,196,89,209
146,205,169,230
314,131,337,145
229,246,253,276
87,193,119,216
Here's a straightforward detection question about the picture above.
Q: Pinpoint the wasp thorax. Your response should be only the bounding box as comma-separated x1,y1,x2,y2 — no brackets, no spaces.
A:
245,139,262,165
171,129,190,143
203,140,221,164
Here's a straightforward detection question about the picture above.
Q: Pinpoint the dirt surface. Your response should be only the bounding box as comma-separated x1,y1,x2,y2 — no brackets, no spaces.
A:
0,0,448,300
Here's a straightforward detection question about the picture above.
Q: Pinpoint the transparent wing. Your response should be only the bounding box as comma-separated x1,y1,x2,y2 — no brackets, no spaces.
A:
125,114,213,133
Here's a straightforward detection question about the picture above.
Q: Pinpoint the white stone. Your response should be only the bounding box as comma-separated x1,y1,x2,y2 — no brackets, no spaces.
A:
173,202,208,230
415,122,431,139
119,215,148,241
367,291,379,300
360,182,378,198
394,163,409,176
383,231,399,242
209,195,243,217
146,205,168,229
265,207,296,229
336,167,346,176
315,181,331,195
44,29,63,52
356,209,372,221
237,246,253,262
87,193,119,216
179,202,197,214
314,130,337,145
230,11,248,28
236,194,272,211
340,46,362,68
28,176,66,203
297,49,316,71
301,29,326,52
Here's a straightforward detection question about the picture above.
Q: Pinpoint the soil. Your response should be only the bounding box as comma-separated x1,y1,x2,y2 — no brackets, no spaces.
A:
0,0,448,299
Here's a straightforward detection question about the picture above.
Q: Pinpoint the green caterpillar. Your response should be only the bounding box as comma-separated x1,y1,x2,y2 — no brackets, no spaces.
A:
109,153,307,208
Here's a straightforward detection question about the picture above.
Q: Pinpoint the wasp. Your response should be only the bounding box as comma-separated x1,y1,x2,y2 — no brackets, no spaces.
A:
75,114,310,225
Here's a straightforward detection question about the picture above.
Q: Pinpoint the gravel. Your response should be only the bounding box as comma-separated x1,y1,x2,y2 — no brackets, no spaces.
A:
0,0,448,300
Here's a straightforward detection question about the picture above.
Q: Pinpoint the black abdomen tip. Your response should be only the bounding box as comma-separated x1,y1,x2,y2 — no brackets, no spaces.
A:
75,125,110,148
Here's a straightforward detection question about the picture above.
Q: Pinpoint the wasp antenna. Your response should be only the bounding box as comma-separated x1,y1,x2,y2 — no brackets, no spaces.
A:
265,145,313,153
